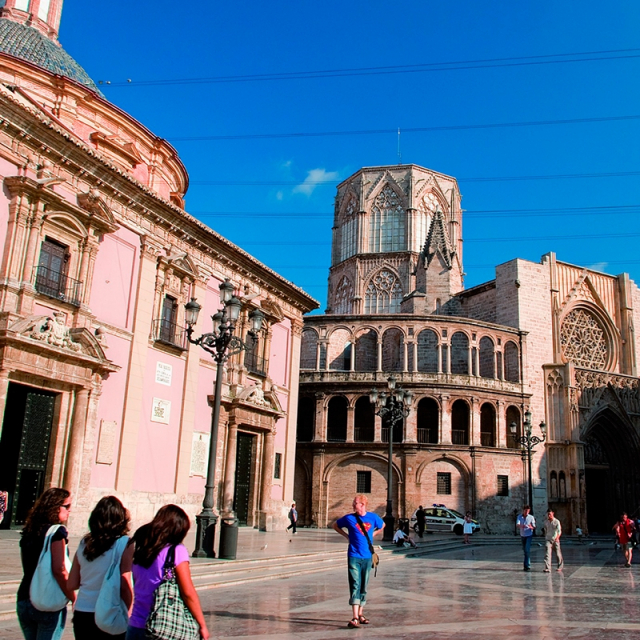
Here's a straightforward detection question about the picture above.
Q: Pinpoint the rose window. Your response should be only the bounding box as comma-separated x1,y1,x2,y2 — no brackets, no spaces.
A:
560,308,609,370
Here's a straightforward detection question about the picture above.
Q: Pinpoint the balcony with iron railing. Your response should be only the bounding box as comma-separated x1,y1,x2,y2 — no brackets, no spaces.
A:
381,426,403,443
34,266,82,306
152,319,187,350
354,426,375,442
244,351,267,377
417,427,438,444
480,431,495,447
451,429,469,445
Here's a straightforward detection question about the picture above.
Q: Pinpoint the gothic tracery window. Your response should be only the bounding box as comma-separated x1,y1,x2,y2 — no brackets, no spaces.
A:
365,269,403,314
333,276,354,314
340,196,358,261
560,307,609,370
369,185,405,253
415,192,439,252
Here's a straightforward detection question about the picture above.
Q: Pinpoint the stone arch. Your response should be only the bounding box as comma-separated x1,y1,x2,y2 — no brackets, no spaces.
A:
327,396,348,441
559,302,618,372
581,404,640,533
296,396,315,442
327,327,353,371
416,455,471,515
355,327,378,372
354,395,375,442
417,329,439,373
450,331,469,375
480,402,496,447
324,452,403,524
382,327,404,371
300,328,318,370
504,341,519,382
451,399,469,445
478,336,495,379
417,396,439,443
506,405,521,449
43,212,89,237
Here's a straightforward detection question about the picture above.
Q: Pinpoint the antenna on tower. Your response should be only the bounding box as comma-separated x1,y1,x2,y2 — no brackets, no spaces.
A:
397,128,402,165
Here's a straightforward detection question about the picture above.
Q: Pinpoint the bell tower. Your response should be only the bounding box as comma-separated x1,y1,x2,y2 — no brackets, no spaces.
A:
0,0,63,40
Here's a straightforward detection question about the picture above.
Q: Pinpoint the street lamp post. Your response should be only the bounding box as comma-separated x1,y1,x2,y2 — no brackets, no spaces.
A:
184,280,264,559
369,376,412,541
510,410,547,513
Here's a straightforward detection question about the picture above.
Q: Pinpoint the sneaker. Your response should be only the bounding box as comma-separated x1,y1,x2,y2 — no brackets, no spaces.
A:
543,569,550,573
523,567,531,571
557,566,563,572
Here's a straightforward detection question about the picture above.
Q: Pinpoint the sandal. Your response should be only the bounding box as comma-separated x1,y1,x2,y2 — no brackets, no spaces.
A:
358,616,370,624
348,618,360,628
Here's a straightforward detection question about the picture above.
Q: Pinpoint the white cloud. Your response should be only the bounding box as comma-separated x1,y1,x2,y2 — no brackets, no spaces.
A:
587,262,608,273
276,190,284,200
293,168,340,196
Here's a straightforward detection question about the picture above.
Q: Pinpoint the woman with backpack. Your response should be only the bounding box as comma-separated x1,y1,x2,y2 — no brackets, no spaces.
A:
17,487,75,640
125,504,209,640
67,495,133,639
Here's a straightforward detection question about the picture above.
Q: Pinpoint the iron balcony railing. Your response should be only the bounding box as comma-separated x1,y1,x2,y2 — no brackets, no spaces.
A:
417,427,438,444
354,426,374,442
451,429,469,445
34,266,82,306
244,351,267,376
152,319,187,350
381,426,403,443
480,432,495,447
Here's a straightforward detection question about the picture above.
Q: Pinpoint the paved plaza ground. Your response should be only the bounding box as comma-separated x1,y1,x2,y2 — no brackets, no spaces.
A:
3,535,639,639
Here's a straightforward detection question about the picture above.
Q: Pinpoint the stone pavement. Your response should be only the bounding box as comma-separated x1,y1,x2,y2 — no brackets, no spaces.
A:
3,531,638,639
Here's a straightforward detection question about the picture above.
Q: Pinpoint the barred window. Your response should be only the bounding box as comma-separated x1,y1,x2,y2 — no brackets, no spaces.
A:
437,472,451,495
274,453,282,479
357,471,372,494
497,475,509,496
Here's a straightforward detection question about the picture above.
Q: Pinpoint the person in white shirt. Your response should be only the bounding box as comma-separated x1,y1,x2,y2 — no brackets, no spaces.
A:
392,526,417,548
516,505,536,571
543,509,563,572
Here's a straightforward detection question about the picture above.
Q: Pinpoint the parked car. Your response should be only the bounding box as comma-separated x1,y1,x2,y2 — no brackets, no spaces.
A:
411,505,481,535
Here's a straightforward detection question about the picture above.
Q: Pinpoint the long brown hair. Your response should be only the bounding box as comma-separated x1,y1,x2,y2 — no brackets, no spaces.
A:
132,504,190,569
83,496,130,561
22,488,70,537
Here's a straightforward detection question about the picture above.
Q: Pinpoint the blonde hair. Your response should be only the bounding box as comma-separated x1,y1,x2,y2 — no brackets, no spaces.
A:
354,494,368,507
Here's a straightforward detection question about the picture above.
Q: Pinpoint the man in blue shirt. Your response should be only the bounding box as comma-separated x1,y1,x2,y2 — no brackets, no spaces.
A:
516,505,536,571
332,495,384,628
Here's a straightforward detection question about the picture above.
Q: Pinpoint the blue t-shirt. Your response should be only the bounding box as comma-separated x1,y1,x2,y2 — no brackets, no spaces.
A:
336,512,384,558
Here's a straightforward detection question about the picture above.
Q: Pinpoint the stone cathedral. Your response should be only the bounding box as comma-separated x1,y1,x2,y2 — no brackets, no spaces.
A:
295,163,640,535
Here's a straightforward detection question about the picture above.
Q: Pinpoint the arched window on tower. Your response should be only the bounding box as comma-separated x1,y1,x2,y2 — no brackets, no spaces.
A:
327,397,348,441
365,270,403,314
479,337,495,378
451,400,469,445
340,196,358,261
480,403,496,447
382,328,404,371
333,276,354,314
354,396,375,442
369,185,405,253
450,332,470,375
355,329,377,371
414,192,439,252
417,329,438,372
504,341,520,382
506,405,521,449
417,397,439,443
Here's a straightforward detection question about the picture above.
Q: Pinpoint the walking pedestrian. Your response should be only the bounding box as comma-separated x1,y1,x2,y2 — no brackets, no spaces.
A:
126,505,209,639
543,509,563,572
332,495,384,629
516,505,536,571
463,512,473,545
415,505,426,538
67,496,134,639
613,513,635,567
286,502,298,534
17,487,75,640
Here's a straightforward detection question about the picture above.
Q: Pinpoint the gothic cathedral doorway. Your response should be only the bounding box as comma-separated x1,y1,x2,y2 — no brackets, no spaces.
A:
234,432,254,525
583,409,640,534
0,383,58,528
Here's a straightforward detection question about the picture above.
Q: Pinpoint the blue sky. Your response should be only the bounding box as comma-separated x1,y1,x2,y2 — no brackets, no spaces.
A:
60,1,639,312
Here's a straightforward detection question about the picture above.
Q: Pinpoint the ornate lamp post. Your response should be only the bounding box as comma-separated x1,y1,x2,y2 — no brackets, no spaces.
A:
184,280,264,559
510,410,547,513
369,376,412,541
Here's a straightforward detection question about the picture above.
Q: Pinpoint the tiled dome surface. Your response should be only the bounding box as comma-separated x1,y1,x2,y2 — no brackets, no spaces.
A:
0,18,100,94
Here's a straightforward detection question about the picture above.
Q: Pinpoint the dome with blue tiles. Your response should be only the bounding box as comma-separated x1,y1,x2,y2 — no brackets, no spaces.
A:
0,17,100,94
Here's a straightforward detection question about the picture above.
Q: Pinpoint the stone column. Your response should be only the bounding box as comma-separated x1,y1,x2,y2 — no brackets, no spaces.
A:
496,400,506,447
21,207,43,284
258,428,276,531
474,347,480,378
346,405,355,443
445,343,451,374
221,420,239,517
376,337,382,372
63,387,91,495
437,340,443,373
0,371,11,426
468,346,473,376
440,395,451,444
405,406,417,443
403,341,408,373
471,397,481,446
311,447,326,527
374,414,382,443
412,342,417,372
350,341,355,371
314,393,325,442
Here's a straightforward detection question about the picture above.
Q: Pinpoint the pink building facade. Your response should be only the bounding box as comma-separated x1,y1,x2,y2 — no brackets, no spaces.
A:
0,0,317,533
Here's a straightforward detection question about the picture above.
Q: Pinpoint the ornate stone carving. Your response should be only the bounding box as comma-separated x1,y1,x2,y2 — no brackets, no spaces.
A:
365,269,402,314
29,312,81,351
333,276,354,314
560,308,609,370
